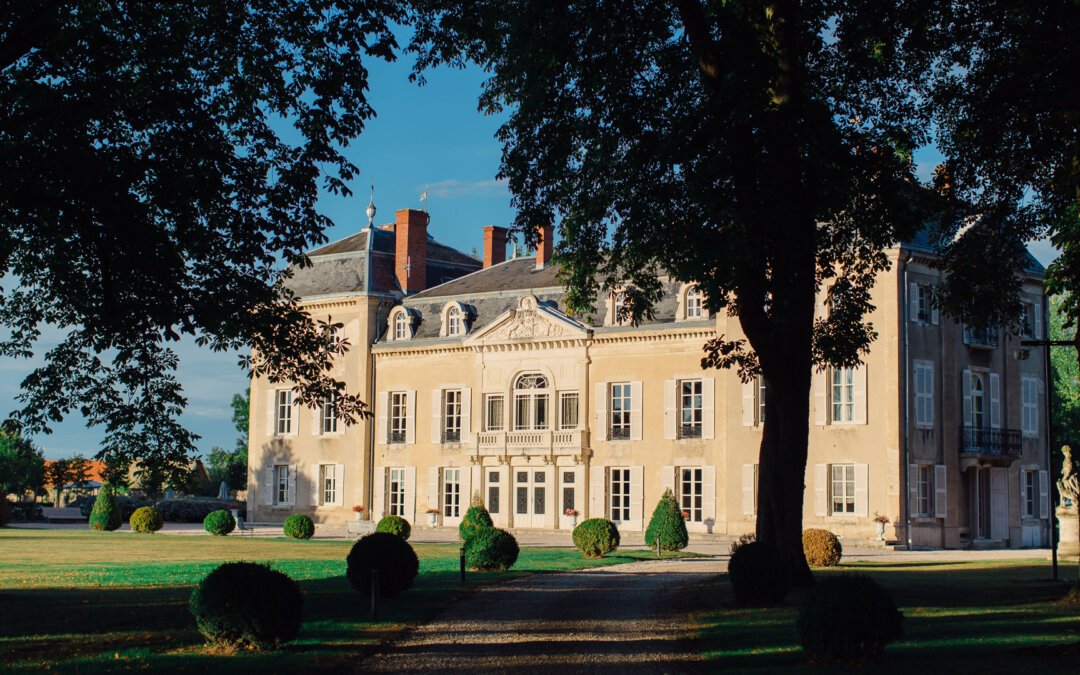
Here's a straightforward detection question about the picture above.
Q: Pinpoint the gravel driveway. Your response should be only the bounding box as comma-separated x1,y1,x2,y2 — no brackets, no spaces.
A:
360,555,725,674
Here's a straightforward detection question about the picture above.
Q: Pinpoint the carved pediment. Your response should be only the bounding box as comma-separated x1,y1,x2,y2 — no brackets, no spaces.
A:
465,295,589,345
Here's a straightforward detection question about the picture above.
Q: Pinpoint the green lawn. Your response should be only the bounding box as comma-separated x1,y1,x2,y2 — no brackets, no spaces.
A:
697,559,1080,674
0,528,668,673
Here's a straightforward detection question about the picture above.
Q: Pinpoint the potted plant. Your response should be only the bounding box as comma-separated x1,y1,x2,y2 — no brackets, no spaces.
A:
564,508,579,527
426,507,440,527
351,504,365,521
872,512,890,540
681,510,691,521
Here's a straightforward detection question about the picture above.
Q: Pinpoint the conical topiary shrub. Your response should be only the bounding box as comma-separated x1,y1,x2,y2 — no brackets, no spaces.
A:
458,503,494,541
644,488,689,552
89,484,122,531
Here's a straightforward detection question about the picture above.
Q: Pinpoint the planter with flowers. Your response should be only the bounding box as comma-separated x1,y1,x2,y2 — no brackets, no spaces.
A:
564,508,579,528
426,508,440,527
681,510,691,521
352,505,365,521
872,512,890,540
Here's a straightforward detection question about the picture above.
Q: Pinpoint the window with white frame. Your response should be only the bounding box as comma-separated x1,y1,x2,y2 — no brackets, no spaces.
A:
1022,378,1038,437
914,362,934,428
443,468,461,518
447,305,464,336
443,389,462,442
610,383,632,440
392,310,409,340
389,392,408,443
916,284,932,323
321,464,337,505
831,368,855,423
610,468,631,521
274,464,290,505
513,373,549,430
275,389,293,435
388,468,406,516
562,470,575,513
686,286,704,319
614,292,629,326
321,394,338,434
757,376,766,426
560,392,579,430
830,463,855,514
1020,302,1035,338
679,380,703,439
679,467,703,522
488,470,500,514
1023,469,1039,518
916,465,933,517
484,394,505,431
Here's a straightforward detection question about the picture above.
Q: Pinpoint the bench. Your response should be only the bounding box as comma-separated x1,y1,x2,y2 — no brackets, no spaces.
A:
345,520,376,539
234,517,279,536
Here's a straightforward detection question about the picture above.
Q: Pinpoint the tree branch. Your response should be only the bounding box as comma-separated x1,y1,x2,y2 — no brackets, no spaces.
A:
0,0,70,73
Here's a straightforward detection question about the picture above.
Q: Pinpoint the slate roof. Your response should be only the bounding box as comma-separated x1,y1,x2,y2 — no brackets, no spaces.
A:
900,225,1045,275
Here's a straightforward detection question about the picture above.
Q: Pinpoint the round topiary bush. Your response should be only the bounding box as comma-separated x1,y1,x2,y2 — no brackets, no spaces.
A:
802,528,843,567
0,499,11,527
728,540,790,606
796,574,904,663
88,485,122,531
283,514,314,540
375,514,411,541
203,509,235,536
189,561,303,650
346,531,420,597
729,532,756,556
572,518,620,558
463,527,519,571
644,489,690,552
129,506,164,533
458,504,494,541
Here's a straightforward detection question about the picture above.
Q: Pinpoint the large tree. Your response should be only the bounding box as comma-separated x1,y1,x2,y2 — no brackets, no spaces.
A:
1,1,400,483
412,1,930,583
0,429,46,500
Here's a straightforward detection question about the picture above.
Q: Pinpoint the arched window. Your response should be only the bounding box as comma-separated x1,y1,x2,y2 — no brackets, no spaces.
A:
614,292,629,326
447,306,463,336
513,373,550,430
393,310,409,340
686,286,703,319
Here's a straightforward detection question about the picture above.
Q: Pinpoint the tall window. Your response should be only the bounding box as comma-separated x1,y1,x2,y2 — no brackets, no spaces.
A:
1022,378,1038,437
443,468,461,518
610,383,632,440
485,394,505,431
321,394,337,434
679,380,703,438
614,292,629,325
513,373,549,431
393,311,409,340
970,373,985,429
686,286,703,319
560,392,579,430
447,306,464,336
914,362,934,428
831,368,855,423
275,389,292,435
390,392,408,443
916,465,932,517
487,471,500,514
757,376,767,426
1023,470,1039,518
388,468,405,516
1020,302,1035,338
443,389,462,442
274,464,290,505
562,470,575,513
916,284,932,322
680,467,703,522
321,464,337,505
610,468,631,521
830,464,855,514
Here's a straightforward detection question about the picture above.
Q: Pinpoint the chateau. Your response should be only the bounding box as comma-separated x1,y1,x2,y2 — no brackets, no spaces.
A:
247,205,1051,549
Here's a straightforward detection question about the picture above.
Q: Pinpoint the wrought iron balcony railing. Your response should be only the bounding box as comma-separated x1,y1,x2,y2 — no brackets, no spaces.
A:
957,426,1021,459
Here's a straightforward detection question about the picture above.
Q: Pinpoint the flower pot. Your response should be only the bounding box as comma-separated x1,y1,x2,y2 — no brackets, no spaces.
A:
428,512,439,527
875,521,886,540
569,515,578,528
355,512,364,521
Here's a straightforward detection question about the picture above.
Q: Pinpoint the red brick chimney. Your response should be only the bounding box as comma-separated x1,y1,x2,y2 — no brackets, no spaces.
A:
483,226,508,269
536,225,553,269
395,209,428,294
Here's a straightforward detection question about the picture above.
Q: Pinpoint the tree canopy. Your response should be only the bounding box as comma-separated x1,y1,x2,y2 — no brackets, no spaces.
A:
0,429,46,498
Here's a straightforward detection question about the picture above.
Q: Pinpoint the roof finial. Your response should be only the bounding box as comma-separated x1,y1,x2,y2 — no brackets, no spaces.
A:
365,179,376,230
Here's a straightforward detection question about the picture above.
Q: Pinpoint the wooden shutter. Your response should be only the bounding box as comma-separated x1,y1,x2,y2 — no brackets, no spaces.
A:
403,466,417,524
461,387,472,444
287,396,299,437
372,467,385,519
908,464,919,517
661,466,675,496
925,366,934,427
663,380,677,439
908,282,919,322
628,466,644,530
814,371,827,425
934,464,947,518
405,390,417,444
1034,301,1042,339
310,465,320,506
287,464,297,506
702,466,716,525
265,391,276,436
814,464,828,516
427,467,440,514
334,464,345,506
262,466,273,505
1039,470,1049,519
989,373,1001,429
594,382,607,442
376,392,389,444
854,463,869,517
961,369,972,427
629,381,643,441
931,289,939,325
742,379,756,427
854,365,868,425
431,389,442,444
702,377,715,439
590,466,605,519
742,464,756,515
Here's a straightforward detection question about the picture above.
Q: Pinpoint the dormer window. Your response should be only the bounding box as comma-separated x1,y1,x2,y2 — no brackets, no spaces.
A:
440,301,469,338
614,293,629,326
389,307,413,341
686,287,703,318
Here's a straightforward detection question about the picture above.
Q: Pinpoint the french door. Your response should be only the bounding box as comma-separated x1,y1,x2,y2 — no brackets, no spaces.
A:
514,469,547,528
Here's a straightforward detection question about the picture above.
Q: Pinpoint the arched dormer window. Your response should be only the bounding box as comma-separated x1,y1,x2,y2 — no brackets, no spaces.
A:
677,283,710,321
439,301,469,338
389,307,413,341
513,373,549,430
604,290,631,326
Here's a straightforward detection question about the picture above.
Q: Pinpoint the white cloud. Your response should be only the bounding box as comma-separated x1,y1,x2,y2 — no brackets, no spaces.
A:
418,178,508,200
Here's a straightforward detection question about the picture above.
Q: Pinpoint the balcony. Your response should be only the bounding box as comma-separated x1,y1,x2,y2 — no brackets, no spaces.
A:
963,326,998,349
957,426,1021,463
476,429,585,457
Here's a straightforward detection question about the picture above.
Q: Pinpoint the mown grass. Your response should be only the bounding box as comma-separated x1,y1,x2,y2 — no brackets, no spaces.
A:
0,528,671,673
697,559,1080,674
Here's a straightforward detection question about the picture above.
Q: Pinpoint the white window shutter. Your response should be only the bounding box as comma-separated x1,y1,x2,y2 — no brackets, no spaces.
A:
310,465,320,506
702,378,715,439
908,282,919,322
661,466,675,495
334,464,345,506
590,466,605,519
926,366,934,427
908,464,919,517
814,464,828,516
266,391,276,436
628,466,644,529
961,369,972,427
989,373,1001,429
814,371,827,425
460,467,473,511
934,464,947,518
663,380,677,439
931,292,939,325
1034,301,1042,339
742,379,755,427
427,467,440,514
629,381,643,441
431,389,443,444
461,388,472,444
263,466,273,505
702,466,716,524
854,463,869,517
376,392,388,444
404,466,417,524
1018,467,1028,515
372,467,385,519
287,464,297,506
854,365,868,425
406,390,417,444
594,382,608,442
1039,470,1049,519
310,404,320,436
288,396,299,437
742,464,756,515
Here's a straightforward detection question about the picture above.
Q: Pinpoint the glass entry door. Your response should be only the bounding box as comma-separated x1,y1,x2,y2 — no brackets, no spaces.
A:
514,469,547,528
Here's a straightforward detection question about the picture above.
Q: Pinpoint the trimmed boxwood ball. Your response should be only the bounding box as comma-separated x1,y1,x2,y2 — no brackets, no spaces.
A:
375,514,411,541
463,527,519,571
189,561,303,650
346,531,419,597
644,488,689,552
572,518,620,558
89,484,122,531
802,528,843,567
797,574,903,663
283,514,315,540
129,506,164,533
203,509,236,535
458,504,494,541
728,540,789,606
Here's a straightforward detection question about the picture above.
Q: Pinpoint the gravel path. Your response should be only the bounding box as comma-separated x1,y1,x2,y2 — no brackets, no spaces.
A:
360,556,725,674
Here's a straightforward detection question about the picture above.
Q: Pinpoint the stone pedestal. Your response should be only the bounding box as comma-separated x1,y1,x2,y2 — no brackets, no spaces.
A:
1056,507,1079,561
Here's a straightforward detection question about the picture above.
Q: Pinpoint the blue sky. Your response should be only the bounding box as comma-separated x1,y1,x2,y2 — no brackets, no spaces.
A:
2,54,1059,461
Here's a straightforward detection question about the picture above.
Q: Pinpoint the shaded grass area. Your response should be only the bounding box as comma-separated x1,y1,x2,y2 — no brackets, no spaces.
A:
0,528,671,673
697,559,1080,674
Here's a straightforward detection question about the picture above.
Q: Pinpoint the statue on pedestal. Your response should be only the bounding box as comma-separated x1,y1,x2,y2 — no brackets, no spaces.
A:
1058,445,1079,508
